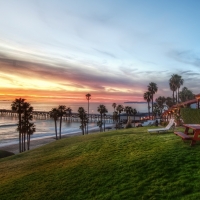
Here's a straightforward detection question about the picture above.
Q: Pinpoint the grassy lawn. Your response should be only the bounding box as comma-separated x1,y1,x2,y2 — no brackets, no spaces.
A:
1,126,200,200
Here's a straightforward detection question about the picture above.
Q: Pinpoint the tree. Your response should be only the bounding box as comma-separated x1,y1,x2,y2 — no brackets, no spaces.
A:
86,94,91,134
148,82,158,119
97,105,108,132
11,98,25,153
58,105,66,139
112,103,117,112
21,102,35,151
165,97,174,109
113,111,118,129
169,74,177,104
152,103,161,119
155,96,166,115
132,108,137,127
169,74,184,103
11,98,35,153
124,106,131,121
66,107,72,116
78,107,87,135
143,91,152,118
116,104,124,123
50,108,59,140
179,87,195,102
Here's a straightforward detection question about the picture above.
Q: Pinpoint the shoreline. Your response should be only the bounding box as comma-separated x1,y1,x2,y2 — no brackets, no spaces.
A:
0,128,104,155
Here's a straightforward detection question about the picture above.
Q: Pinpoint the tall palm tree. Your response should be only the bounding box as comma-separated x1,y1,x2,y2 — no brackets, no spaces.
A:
116,104,124,123
97,105,107,132
143,91,152,118
78,107,87,135
169,74,184,104
148,82,158,119
86,93,91,134
58,105,66,139
176,75,184,103
21,103,35,151
112,103,117,112
50,108,59,140
11,98,25,153
124,106,131,121
169,79,176,104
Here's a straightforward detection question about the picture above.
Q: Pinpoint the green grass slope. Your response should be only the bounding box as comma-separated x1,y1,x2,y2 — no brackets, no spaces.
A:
1,127,200,200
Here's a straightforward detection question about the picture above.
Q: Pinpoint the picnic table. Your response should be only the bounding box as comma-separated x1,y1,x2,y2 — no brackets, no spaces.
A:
174,124,200,146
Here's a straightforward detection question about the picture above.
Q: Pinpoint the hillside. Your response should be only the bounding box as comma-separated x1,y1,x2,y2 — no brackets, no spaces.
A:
1,127,200,200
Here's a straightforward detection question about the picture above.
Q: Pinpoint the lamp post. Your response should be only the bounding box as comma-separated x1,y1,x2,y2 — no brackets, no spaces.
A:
86,93,91,134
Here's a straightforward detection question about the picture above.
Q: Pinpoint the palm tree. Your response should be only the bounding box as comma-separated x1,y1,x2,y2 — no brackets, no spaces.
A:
169,74,184,103
124,106,131,121
116,104,124,123
132,108,137,127
143,91,152,118
148,82,158,119
176,75,184,103
58,105,66,139
21,103,35,151
169,80,176,104
11,98,25,153
78,107,87,135
112,103,117,112
12,99,35,152
86,93,91,134
50,108,59,140
97,105,108,132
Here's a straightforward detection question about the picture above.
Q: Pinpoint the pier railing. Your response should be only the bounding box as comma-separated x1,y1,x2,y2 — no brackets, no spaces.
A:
0,109,114,123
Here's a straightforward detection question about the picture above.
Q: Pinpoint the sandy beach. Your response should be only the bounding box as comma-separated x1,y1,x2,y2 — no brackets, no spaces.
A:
0,128,104,155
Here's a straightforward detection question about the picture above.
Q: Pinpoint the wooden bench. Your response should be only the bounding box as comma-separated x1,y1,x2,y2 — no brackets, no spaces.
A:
174,132,192,140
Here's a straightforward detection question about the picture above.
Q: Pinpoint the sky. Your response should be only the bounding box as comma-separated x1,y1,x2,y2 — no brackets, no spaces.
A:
0,0,200,103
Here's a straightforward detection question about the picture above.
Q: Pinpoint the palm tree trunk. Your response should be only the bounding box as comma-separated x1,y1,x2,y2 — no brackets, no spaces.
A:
152,96,154,120
104,115,105,132
59,117,62,139
177,88,180,103
148,102,150,118
54,120,58,139
172,91,175,104
100,114,103,132
19,113,22,153
87,100,89,134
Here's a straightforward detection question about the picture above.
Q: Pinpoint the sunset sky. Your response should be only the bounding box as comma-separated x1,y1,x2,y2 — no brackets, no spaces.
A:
0,0,200,103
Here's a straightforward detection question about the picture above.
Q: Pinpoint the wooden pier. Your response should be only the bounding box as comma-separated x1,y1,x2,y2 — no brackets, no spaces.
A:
0,109,114,123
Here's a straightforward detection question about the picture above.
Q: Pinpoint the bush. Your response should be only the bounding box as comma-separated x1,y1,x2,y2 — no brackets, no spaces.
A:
180,108,200,124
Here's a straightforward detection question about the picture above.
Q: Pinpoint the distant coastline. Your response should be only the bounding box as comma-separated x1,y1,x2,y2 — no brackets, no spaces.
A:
124,101,147,104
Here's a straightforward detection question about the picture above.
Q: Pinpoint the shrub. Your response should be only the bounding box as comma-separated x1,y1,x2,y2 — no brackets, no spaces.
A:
180,108,200,124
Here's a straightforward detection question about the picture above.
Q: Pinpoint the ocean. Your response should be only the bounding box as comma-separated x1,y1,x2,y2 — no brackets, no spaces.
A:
0,101,148,147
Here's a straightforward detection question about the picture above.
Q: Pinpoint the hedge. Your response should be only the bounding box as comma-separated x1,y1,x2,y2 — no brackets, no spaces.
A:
180,108,200,124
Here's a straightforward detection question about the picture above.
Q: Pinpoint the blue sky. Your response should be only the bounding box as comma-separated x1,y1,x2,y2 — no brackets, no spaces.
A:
0,0,200,102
